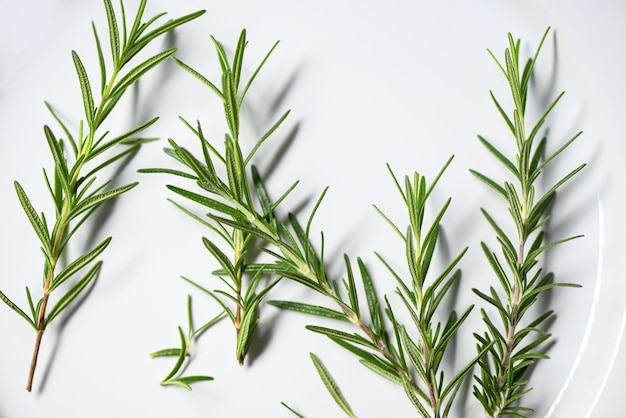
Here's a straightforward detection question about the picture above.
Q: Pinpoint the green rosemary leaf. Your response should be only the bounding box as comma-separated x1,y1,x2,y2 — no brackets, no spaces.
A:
82,144,140,181
172,141,219,184
236,306,259,364
150,348,183,358
0,290,36,329
97,87,124,123
247,277,281,310
210,35,229,73
399,327,427,381
71,51,95,130
384,296,406,369
527,163,585,230
91,21,107,95
195,124,220,176
268,268,323,293
103,0,120,66
401,377,431,416
358,258,383,336
215,288,239,306
310,353,355,417
305,325,378,350
522,27,551,92
223,75,239,138
127,0,147,45
110,48,176,99
181,276,237,324
281,402,306,418
118,0,128,46
160,379,192,391
89,117,158,161
479,308,506,345
536,131,583,175
139,168,196,179
162,326,187,382
192,311,226,340
343,255,360,317
435,305,473,354
167,185,240,218
73,175,101,205
232,29,247,91
250,165,272,217
44,102,77,156
477,135,519,178
43,126,71,195
528,92,564,144
203,238,237,280
42,169,60,215
224,138,245,202
268,300,348,322
46,261,101,325
373,205,405,241
505,50,523,114
173,58,222,98
51,237,112,291
360,358,403,386
72,182,138,218
239,40,280,106
489,91,515,134
244,110,291,166
480,209,516,257
25,286,37,325
441,339,495,407
329,336,394,373
14,181,51,254
133,12,167,42
170,375,214,385
288,213,315,265
470,170,507,198
425,251,467,319
525,235,583,267
241,268,266,303
131,9,206,65
480,243,512,294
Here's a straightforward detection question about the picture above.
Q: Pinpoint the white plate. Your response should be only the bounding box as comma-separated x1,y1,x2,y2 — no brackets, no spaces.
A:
0,1,624,417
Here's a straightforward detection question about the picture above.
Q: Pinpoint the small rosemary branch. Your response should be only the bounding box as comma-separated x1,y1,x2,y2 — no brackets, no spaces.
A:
141,29,288,366
471,27,584,417
0,0,204,392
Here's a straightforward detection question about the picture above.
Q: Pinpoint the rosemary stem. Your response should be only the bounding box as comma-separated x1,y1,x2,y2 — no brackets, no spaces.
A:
27,194,71,391
336,299,427,398
26,273,51,392
234,229,244,365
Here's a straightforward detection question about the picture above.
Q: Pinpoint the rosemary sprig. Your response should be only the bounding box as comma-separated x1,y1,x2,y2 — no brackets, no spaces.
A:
265,159,489,417
0,0,204,392
140,29,290,366
470,27,584,417
150,295,224,390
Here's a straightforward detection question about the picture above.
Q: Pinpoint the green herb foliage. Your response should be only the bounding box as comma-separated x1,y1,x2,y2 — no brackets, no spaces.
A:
265,159,488,417
0,0,204,392
140,29,290,365
150,295,224,390
470,27,584,417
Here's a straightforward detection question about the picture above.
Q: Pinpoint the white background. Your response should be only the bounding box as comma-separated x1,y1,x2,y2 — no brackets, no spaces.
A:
0,1,625,417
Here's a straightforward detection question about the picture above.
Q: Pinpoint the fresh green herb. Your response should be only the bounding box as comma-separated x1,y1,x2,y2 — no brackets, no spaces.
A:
0,0,204,392
268,159,487,417
150,295,224,390
311,353,357,417
281,354,356,418
470,27,584,417
140,29,290,366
